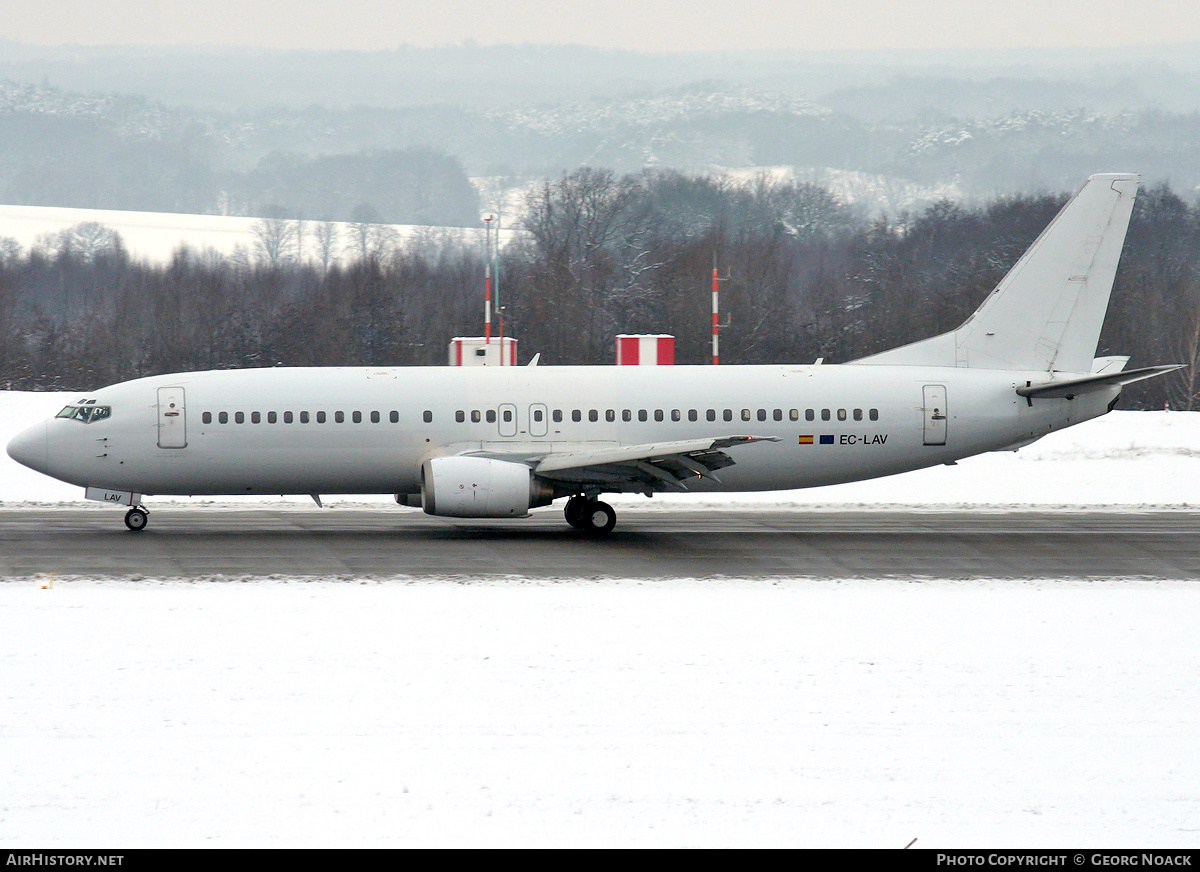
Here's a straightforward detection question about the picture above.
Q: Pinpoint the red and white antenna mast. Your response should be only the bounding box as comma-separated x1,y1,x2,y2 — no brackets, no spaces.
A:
711,254,720,365
483,215,494,344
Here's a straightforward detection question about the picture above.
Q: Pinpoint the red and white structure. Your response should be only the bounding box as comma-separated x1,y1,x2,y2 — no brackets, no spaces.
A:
711,264,720,365
615,334,675,366
449,214,518,366
483,215,494,343
449,336,518,366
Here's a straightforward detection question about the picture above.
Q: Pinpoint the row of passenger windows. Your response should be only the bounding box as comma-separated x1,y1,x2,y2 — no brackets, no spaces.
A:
202,410,406,425
454,407,881,423
202,407,881,426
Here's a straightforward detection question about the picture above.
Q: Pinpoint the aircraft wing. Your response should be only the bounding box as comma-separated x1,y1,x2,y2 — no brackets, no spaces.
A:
470,435,779,493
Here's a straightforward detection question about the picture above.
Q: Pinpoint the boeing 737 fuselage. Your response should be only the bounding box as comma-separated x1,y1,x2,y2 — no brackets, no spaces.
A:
6,174,1177,533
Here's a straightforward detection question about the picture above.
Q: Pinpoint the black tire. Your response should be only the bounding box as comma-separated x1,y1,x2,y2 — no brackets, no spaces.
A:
581,500,616,536
124,507,148,532
564,496,589,529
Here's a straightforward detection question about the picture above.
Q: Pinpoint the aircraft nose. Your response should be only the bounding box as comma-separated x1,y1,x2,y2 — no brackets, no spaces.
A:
6,422,48,473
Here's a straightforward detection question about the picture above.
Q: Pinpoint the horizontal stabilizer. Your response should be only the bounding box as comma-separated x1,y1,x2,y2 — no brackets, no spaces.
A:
1016,365,1182,399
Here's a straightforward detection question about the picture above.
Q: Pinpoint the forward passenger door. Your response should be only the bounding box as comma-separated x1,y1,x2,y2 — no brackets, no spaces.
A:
157,386,187,449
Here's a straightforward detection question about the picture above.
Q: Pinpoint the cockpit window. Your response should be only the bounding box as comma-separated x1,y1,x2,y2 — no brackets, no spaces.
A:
56,404,112,424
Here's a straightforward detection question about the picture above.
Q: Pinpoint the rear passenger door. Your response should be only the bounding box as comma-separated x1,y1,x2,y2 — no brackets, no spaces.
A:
922,384,947,446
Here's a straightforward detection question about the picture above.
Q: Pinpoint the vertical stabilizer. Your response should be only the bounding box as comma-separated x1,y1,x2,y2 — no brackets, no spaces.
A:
854,173,1139,372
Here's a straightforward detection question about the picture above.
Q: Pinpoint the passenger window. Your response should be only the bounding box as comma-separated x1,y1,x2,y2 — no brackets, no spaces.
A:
389,411,398,423
370,411,380,424
723,409,733,422
316,411,326,424
335,411,344,423
837,409,847,421
268,411,278,424
773,409,782,421
284,411,294,424
572,410,582,423
790,409,799,421
300,412,310,424
486,410,496,424
741,409,751,421
806,409,815,421
688,409,697,422
757,409,767,422
707,410,716,422
471,410,481,423
251,412,261,424
590,410,600,423
671,410,681,422
821,409,831,421
606,410,615,422
424,411,434,423
533,409,543,422
455,410,465,423
552,410,562,423
202,412,212,424
502,409,512,423
869,409,879,421
853,409,862,421
637,410,647,422
219,412,228,424
623,410,632,422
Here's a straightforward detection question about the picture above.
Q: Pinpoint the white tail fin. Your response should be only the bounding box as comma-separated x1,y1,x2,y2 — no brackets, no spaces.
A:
854,173,1139,372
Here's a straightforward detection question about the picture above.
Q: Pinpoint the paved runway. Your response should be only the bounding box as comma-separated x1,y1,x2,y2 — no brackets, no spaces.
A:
3,505,1200,580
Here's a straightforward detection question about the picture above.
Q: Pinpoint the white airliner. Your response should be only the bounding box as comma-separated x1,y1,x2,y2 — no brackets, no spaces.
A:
6,173,1178,534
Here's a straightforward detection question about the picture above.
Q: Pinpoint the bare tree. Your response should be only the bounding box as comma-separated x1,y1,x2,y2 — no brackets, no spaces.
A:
252,208,301,269
35,222,124,262
347,204,397,263
312,219,340,273
0,236,21,265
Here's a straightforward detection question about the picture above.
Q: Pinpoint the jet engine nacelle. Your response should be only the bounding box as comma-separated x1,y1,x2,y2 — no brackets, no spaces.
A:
421,456,554,518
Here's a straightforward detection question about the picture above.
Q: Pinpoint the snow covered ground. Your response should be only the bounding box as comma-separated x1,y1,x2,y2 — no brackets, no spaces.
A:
0,204,513,265
2,391,1200,847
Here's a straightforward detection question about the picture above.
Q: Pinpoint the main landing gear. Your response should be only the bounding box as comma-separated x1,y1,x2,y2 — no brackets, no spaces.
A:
564,495,617,535
124,506,149,532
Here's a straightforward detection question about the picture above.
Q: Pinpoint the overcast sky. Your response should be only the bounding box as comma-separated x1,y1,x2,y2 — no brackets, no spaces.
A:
5,0,1198,52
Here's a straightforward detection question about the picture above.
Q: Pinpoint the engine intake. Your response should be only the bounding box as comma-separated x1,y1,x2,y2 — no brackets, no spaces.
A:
421,456,554,518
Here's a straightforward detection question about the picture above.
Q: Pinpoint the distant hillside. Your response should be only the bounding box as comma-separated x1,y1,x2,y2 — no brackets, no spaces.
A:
0,81,481,225
2,41,1200,220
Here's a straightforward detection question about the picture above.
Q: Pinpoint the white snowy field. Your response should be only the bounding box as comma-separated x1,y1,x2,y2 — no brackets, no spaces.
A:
3,577,1199,848
3,391,1200,847
0,204,511,265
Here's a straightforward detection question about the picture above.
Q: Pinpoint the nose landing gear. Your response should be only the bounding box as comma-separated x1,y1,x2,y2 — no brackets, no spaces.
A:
124,506,149,532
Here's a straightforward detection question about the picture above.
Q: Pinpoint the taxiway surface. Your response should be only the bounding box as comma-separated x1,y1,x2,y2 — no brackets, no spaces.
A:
3,506,1199,579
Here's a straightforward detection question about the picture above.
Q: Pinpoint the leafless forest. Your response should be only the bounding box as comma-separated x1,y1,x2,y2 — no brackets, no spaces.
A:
2,170,1197,409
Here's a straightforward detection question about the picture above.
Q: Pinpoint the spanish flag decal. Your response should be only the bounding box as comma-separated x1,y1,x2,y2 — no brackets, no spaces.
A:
798,435,814,444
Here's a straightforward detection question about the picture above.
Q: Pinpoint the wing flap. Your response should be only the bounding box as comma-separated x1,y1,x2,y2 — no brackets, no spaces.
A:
532,435,774,474
530,435,778,493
